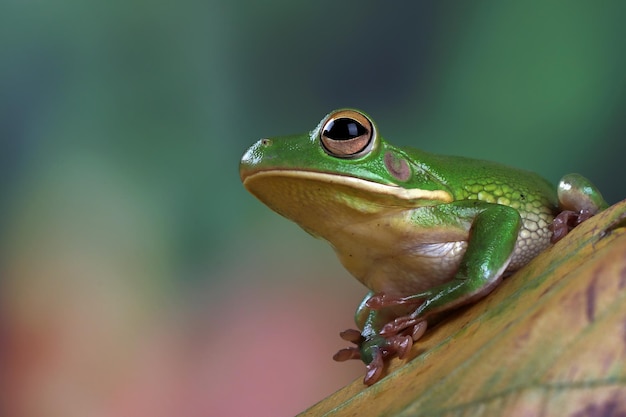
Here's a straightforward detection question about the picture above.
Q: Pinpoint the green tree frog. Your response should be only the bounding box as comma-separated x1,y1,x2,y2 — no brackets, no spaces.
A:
239,109,607,385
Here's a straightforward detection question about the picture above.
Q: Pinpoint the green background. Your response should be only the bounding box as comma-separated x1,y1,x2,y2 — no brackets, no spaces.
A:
3,2,625,416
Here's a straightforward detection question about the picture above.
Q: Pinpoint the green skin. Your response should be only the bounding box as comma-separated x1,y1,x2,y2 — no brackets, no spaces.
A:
239,109,607,385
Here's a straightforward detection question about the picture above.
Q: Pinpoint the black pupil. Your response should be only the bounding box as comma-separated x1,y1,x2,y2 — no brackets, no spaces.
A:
324,118,366,140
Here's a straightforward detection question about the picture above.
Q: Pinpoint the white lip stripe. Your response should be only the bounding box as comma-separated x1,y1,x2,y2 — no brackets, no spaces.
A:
245,170,453,202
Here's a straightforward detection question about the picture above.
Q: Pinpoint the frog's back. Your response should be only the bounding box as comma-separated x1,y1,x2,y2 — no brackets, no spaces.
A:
419,152,558,270
417,151,557,212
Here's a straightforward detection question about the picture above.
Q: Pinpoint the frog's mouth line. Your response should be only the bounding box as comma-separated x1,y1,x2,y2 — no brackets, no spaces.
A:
243,170,453,203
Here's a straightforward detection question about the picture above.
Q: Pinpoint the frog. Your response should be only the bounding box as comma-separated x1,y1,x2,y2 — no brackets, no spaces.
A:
239,109,608,386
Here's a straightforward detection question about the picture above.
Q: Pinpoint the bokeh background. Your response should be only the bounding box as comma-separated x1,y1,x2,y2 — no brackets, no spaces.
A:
2,2,625,416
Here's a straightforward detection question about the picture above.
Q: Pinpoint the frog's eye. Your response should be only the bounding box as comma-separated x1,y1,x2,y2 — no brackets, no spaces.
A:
320,110,374,158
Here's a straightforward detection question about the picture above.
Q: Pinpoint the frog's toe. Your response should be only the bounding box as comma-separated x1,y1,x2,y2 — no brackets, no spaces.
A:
380,315,423,337
550,208,597,243
388,334,413,359
363,349,385,385
333,346,361,361
551,210,576,242
338,328,362,343
411,320,428,341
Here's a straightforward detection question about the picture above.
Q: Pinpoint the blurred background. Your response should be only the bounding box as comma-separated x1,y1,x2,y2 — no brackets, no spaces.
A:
2,1,625,416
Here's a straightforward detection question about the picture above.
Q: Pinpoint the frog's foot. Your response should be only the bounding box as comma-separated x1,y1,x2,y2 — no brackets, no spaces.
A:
333,344,388,385
551,209,595,243
362,335,413,385
364,292,429,339
380,316,428,341
333,329,414,361
365,292,425,309
333,329,416,385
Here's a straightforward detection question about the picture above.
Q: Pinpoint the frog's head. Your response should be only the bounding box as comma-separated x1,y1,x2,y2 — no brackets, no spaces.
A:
239,109,452,236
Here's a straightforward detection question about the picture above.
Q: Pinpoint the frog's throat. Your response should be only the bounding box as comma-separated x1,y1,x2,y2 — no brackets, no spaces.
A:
245,170,453,203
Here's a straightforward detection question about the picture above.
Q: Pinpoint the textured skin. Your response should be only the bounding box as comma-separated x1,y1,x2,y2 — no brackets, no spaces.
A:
458,178,555,270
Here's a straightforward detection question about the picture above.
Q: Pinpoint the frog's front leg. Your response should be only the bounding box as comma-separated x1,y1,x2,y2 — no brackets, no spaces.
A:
336,202,522,385
376,204,522,335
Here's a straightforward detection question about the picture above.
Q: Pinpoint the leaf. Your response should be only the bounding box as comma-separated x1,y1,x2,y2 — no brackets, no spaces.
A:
300,200,626,417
